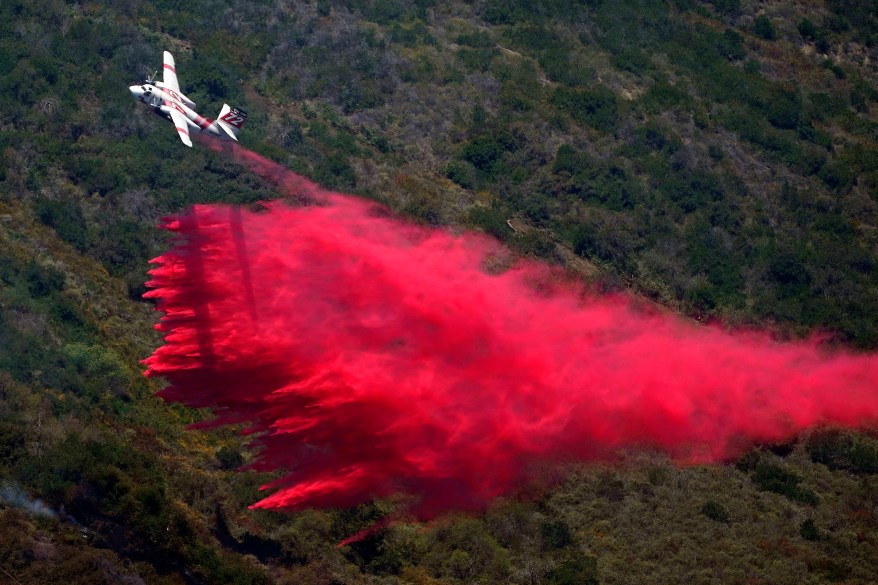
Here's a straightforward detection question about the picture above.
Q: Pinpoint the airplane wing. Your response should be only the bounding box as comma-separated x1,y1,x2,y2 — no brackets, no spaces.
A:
163,51,180,93
169,108,193,147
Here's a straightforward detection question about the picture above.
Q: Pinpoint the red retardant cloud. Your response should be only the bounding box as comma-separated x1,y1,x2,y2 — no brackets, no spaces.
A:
143,145,878,518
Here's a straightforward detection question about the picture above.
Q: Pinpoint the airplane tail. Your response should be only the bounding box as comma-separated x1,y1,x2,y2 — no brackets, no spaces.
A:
213,104,248,141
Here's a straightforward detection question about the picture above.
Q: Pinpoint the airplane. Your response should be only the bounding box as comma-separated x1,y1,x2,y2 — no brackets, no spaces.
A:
129,51,247,147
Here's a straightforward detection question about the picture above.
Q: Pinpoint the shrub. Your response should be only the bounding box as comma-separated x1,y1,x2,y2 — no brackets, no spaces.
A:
216,445,244,470
482,0,572,25
551,86,618,133
515,231,555,257
550,555,598,585
820,59,846,79
641,80,692,113
456,32,494,48
716,29,746,61
612,48,653,75
800,518,822,541
552,144,591,175
24,262,65,297
700,500,730,523
765,90,802,130
754,16,776,40
657,168,724,214
314,153,356,190
445,161,475,189
568,164,640,211
467,203,509,240
818,160,854,190
539,49,593,86
457,47,495,72
32,198,91,251
460,132,517,179
364,0,407,24
798,19,819,41
806,429,878,473
710,0,741,16
750,462,820,505
540,519,574,549
505,23,560,52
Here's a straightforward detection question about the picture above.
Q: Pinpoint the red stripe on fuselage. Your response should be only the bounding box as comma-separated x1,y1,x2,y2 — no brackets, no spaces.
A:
193,115,213,129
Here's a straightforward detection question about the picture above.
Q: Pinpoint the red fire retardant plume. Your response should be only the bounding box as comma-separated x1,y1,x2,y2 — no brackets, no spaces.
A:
144,144,878,518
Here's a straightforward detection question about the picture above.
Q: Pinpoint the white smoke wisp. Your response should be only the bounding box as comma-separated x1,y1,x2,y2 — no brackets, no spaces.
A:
0,483,56,519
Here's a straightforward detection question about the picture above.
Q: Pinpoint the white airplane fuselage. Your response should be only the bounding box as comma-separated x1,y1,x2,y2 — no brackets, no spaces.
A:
129,84,230,142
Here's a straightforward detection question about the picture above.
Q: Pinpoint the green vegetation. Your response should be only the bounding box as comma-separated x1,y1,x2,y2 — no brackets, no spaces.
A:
700,500,730,523
2,0,878,583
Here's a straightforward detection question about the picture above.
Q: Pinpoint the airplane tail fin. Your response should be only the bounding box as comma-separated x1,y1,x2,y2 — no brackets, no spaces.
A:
214,104,248,141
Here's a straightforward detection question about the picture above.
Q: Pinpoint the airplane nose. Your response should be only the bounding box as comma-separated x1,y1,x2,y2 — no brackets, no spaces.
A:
129,85,143,98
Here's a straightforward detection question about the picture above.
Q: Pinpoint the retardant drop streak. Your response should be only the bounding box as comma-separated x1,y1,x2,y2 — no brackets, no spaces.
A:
143,144,878,518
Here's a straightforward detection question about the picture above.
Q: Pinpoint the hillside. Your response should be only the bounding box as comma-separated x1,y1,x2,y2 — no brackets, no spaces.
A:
1,0,878,583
